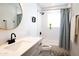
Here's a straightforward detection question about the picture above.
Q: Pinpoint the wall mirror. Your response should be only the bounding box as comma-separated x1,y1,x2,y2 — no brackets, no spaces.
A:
0,3,22,30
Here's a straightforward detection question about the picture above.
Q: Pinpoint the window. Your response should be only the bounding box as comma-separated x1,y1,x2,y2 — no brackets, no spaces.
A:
47,10,61,28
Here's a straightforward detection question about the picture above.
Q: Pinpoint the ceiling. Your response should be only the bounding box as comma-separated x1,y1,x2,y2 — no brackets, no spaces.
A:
38,3,68,8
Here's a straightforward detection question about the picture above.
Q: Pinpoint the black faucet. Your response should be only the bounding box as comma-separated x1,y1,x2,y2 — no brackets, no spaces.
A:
7,33,16,44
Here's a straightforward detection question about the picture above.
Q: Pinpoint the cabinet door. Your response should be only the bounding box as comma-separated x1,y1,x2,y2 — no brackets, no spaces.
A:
22,41,42,56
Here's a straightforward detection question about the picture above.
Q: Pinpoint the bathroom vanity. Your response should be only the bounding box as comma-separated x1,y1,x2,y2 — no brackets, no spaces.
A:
0,37,42,56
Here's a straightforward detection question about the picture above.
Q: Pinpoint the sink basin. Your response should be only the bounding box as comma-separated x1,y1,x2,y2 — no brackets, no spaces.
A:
3,39,33,51
4,40,25,51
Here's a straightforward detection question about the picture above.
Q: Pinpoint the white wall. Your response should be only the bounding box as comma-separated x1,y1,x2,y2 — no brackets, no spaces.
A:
37,6,42,37
0,3,41,45
70,3,79,55
41,11,59,46
28,4,41,37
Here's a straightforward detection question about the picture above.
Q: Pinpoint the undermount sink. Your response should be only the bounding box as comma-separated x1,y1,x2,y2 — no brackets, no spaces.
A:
3,40,25,51
0,38,34,53
3,39,32,51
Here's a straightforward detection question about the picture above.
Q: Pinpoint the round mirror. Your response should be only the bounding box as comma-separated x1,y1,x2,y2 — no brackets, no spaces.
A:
0,3,22,30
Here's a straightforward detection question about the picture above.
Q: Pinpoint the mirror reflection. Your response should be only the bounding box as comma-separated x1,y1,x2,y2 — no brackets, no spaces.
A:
0,3,22,30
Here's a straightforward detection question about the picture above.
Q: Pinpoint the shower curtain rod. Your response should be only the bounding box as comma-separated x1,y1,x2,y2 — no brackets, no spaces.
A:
41,7,71,11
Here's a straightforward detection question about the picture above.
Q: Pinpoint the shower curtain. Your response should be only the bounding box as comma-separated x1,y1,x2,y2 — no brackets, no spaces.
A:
59,8,70,50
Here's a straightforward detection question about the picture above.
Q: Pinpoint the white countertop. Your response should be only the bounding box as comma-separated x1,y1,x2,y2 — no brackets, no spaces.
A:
0,37,42,56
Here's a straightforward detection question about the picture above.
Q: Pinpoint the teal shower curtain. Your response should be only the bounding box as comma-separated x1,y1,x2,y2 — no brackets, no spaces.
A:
59,8,70,50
